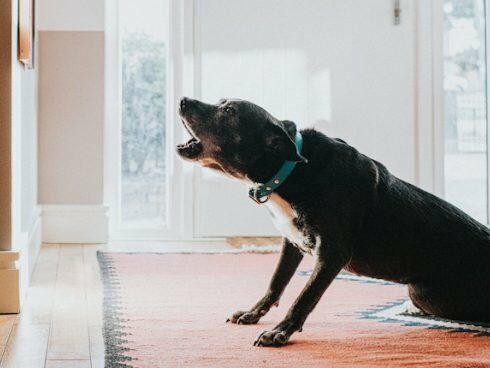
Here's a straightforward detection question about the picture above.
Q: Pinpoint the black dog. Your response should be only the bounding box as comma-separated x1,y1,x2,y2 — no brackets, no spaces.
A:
176,97,490,347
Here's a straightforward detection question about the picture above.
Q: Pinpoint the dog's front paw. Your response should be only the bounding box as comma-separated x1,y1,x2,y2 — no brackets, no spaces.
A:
254,329,290,347
254,318,302,347
226,310,262,325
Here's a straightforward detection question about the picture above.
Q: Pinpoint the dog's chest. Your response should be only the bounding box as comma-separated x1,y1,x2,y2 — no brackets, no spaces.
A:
265,194,316,254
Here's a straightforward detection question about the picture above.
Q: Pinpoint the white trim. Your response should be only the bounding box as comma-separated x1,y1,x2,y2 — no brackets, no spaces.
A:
191,0,202,238
17,207,42,307
486,0,490,223
26,208,42,280
17,206,42,277
42,205,109,244
431,0,445,198
104,0,120,239
180,0,197,239
414,0,444,196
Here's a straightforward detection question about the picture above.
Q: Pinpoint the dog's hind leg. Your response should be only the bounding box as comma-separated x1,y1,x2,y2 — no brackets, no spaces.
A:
227,239,303,325
408,281,490,323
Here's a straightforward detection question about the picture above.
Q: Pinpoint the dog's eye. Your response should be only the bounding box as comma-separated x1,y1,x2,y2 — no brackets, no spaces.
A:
224,106,234,114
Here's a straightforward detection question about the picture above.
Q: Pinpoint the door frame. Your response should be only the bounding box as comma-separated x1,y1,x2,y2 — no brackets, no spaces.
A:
414,0,444,197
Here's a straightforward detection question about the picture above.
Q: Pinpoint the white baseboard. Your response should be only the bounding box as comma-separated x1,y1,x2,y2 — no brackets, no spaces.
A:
26,207,42,277
42,205,109,244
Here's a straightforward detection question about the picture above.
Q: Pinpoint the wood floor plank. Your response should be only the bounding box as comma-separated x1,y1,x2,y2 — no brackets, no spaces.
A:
88,326,104,368
46,244,90,361
0,316,15,347
16,244,60,326
0,324,49,368
84,245,105,367
0,315,15,363
45,359,91,368
83,244,104,327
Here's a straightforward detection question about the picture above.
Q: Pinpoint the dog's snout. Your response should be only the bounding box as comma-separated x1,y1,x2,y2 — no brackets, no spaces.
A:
180,97,196,112
180,97,189,110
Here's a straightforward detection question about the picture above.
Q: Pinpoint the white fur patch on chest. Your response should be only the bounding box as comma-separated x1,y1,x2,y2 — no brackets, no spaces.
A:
266,193,310,253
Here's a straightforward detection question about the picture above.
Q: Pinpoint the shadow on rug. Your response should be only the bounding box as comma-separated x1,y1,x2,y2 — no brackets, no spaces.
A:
98,252,490,368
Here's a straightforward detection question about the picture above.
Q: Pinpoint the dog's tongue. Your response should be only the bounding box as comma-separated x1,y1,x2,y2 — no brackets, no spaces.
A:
176,138,203,159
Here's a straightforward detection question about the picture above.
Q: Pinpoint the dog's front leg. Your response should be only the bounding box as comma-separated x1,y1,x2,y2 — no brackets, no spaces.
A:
227,239,303,325
254,246,347,347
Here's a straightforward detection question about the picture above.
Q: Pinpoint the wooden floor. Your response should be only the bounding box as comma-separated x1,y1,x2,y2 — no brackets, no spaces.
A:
0,241,235,368
0,244,104,368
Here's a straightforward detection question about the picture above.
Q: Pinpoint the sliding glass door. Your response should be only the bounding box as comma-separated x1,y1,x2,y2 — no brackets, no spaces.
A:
443,0,488,223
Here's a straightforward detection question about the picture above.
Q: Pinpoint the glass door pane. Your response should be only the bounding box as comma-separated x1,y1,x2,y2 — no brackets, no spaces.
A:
443,0,488,223
119,0,169,229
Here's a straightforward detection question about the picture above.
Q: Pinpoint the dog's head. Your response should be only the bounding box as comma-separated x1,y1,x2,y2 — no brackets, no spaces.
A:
176,97,307,180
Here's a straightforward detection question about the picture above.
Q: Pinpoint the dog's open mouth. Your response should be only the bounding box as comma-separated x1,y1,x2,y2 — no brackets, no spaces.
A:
176,119,203,160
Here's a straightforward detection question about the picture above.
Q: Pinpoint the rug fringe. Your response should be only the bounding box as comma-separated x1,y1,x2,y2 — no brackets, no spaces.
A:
97,251,137,368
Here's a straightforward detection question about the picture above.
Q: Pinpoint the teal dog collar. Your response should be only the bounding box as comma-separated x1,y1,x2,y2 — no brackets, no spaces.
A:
249,132,305,204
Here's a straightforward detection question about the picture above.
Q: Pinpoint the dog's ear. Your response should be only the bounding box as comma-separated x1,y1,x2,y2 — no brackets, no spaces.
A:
265,120,308,163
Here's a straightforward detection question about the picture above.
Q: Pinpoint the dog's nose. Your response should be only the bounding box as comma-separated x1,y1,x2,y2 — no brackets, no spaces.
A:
180,97,192,111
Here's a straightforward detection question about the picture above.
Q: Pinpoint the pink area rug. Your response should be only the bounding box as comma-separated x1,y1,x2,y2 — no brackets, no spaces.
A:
98,252,490,368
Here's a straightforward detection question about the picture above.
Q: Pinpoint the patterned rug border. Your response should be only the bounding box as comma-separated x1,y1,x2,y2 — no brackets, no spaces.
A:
297,269,398,286
97,251,136,368
361,299,490,336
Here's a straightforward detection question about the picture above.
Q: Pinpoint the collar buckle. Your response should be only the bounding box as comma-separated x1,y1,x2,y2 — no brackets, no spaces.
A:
248,187,271,204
